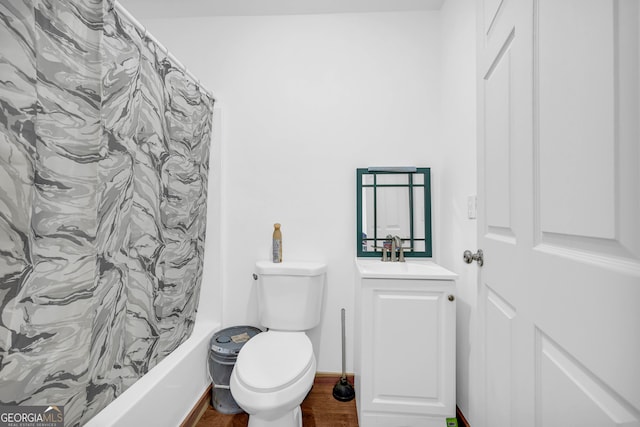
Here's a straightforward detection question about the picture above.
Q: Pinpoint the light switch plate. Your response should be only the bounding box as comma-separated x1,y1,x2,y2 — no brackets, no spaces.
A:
467,195,477,219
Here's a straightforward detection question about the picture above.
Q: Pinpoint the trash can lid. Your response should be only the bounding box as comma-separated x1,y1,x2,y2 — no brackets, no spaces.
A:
210,325,262,355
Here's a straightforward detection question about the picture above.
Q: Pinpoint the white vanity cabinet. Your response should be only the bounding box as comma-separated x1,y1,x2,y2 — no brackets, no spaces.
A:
354,260,457,427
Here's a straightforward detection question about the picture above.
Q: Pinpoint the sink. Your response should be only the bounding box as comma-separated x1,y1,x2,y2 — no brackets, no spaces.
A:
356,259,458,280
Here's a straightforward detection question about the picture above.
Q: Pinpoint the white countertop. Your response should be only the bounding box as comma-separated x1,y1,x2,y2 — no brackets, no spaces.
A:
356,259,458,280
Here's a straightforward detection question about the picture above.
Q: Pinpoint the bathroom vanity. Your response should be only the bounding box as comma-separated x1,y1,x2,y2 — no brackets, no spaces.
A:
354,259,457,427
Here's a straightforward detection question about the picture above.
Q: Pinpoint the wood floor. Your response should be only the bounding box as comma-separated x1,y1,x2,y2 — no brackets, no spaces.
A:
190,374,470,427
195,375,358,427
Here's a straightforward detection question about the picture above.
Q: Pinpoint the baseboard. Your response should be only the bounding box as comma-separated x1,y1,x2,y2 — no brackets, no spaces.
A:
456,406,471,427
314,371,355,385
180,384,212,427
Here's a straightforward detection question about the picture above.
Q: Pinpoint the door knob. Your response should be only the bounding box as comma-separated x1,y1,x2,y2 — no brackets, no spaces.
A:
463,249,484,266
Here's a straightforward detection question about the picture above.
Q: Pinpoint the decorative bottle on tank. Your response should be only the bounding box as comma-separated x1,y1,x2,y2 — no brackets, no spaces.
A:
272,223,282,263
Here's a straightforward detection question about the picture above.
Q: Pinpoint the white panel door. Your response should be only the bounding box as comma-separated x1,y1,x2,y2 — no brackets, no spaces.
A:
476,1,640,426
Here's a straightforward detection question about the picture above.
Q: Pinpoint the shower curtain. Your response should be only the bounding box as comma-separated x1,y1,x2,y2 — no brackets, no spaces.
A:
0,0,214,425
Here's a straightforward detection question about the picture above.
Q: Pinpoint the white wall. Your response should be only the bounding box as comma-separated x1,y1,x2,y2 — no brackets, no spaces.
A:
141,11,478,420
144,11,443,372
439,0,477,419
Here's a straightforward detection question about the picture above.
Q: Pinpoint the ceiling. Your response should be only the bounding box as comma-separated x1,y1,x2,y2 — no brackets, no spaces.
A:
119,0,446,19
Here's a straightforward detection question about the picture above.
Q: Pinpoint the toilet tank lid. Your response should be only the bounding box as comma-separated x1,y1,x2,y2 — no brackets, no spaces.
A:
255,261,327,276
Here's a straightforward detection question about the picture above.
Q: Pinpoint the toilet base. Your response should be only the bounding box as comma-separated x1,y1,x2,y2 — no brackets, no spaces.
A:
247,405,302,427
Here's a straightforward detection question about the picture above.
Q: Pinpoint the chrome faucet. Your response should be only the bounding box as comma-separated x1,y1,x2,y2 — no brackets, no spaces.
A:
377,235,409,262
391,235,404,262
390,236,398,261
391,236,411,262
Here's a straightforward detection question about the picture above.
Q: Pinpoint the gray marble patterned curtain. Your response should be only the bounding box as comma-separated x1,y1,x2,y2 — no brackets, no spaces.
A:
0,0,214,425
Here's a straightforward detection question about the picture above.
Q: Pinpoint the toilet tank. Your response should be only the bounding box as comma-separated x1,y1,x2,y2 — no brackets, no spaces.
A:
255,261,327,331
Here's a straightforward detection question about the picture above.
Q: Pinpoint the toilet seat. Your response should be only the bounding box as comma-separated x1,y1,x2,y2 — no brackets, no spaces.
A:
235,331,314,393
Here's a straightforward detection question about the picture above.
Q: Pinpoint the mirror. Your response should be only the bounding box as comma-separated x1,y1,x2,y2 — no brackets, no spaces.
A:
356,167,432,258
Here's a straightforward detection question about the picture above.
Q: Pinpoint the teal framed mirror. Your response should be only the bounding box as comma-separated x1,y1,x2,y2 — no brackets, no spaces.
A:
356,167,432,258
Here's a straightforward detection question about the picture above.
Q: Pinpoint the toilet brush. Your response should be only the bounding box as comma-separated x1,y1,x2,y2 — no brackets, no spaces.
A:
333,308,355,402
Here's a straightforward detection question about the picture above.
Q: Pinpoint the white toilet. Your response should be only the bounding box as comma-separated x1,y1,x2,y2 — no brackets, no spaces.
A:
230,261,327,427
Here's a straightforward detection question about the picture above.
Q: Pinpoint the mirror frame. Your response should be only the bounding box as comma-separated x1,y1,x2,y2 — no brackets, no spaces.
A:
356,167,432,258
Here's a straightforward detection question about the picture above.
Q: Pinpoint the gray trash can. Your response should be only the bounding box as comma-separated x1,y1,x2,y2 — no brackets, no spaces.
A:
208,325,262,414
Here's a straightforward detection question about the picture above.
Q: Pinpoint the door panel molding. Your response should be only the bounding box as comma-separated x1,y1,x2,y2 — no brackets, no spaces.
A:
484,28,517,238
485,285,516,427
484,0,506,37
535,329,640,427
534,0,617,241
532,0,640,274
372,290,441,407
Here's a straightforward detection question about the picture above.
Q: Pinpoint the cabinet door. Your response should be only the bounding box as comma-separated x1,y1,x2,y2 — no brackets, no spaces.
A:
360,279,456,418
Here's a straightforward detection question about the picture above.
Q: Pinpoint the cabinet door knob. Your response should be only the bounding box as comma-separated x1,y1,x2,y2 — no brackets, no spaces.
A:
448,295,455,302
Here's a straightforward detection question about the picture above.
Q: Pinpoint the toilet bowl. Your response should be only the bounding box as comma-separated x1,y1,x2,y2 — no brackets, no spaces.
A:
230,331,316,427
230,261,327,427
